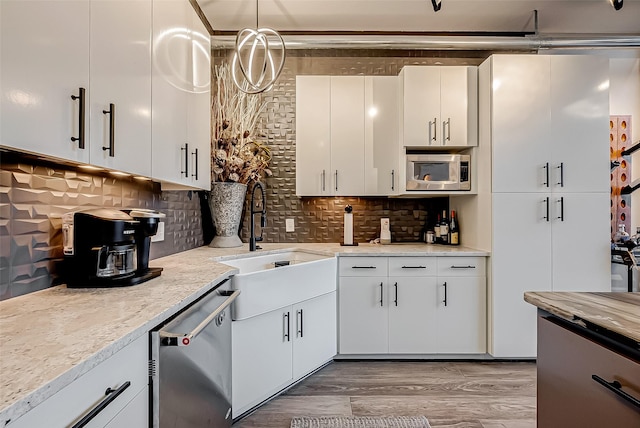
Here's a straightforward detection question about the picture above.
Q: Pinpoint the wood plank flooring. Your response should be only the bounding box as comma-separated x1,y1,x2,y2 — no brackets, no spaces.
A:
232,361,536,428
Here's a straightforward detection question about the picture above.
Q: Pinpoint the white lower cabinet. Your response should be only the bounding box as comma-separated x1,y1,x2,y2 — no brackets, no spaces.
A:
9,334,148,428
232,292,337,418
339,256,486,355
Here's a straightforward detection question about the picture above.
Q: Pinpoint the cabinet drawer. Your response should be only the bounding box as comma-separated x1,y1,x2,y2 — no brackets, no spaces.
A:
339,257,388,277
10,334,148,428
388,257,437,276
437,257,485,276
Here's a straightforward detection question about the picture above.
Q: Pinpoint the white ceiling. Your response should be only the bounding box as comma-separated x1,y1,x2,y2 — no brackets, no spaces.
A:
197,0,640,35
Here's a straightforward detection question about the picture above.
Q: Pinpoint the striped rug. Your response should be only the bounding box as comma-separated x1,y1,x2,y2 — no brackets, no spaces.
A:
290,416,432,428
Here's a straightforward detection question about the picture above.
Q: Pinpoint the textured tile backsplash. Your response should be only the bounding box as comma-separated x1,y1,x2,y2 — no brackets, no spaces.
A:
0,153,203,300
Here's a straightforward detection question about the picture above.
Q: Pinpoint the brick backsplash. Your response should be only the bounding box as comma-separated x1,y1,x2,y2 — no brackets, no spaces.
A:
0,152,203,300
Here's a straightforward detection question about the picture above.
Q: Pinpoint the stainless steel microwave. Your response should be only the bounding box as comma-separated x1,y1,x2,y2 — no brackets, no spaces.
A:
406,154,471,191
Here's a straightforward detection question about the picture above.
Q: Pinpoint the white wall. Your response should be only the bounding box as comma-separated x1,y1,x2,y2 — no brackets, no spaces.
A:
610,58,640,232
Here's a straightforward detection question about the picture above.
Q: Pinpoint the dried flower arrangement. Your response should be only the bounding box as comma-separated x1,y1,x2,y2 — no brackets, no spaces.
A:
212,63,272,184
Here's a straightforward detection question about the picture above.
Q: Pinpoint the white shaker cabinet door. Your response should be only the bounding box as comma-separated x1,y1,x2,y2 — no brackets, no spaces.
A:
440,66,478,147
1,0,90,163
491,55,552,193
339,277,389,354
364,76,400,195
292,292,337,380
551,192,610,292
232,308,293,417
331,76,365,196
490,192,552,358
401,66,441,147
387,277,438,354
296,76,332,196
186,7,212,190
151,0,190,185
90,0,152,176
436,276,486,354
550,56,610,194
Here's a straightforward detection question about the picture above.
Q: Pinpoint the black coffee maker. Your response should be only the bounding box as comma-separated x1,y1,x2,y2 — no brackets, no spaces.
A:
62,208,164,287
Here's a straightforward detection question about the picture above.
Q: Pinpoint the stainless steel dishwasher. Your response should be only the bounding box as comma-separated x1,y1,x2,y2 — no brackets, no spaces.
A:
150,279,239,428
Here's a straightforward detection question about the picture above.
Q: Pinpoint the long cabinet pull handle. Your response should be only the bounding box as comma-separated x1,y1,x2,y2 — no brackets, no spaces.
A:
557,162,564,187
71,381,131,428
450,265,476,269
543,162,549,187
283,312,290,342
322,170,326,192
443,282,447,307
557,196,564,221
391,170,395,191
298,309,303,338
70,87,86,149
394,282,398,307
379,282,384,307
335,170,338,192
428,120,432,145
352,266,376,269
543,197,550,222
446,117,451,142
401,265,426,269
102,103,115,157
181,143,189,177
592,375,640,409
192,148,199,180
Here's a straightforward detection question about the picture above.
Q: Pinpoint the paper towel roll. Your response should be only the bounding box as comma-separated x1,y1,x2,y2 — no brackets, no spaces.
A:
344,213,353,245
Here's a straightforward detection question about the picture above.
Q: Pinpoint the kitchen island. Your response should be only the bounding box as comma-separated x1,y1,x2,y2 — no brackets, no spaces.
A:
0,242,487,426
525,292,640,427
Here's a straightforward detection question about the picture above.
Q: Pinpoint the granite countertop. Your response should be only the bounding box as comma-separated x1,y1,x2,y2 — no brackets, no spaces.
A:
0,242,487,424
524,291,640,344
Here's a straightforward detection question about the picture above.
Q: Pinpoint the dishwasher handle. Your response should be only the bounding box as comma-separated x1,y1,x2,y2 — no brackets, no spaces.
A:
160,289,240,346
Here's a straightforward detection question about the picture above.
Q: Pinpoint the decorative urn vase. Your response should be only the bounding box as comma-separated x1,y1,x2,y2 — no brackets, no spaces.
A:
209,182,247,248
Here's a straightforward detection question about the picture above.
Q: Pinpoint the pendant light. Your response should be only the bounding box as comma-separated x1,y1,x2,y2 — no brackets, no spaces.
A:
232,0,286,94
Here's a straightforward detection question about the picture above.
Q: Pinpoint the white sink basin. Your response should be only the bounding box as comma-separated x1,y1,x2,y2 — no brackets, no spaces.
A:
220,250,337,320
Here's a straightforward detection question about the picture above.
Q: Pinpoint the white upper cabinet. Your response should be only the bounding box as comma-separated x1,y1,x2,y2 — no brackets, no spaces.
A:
400,66,478,148
89,0,152,176
365,76,400,195
1,0,90,164
296,76,332,196
330,76,365,196
151,0,211,190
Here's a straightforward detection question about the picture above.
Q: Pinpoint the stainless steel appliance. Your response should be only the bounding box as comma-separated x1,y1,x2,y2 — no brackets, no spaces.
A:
406,153,471,191
151,280,240,428
62,208,165,287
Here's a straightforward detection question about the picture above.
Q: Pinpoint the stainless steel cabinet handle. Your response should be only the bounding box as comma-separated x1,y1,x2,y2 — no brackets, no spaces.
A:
543,197,550,222
543,162,549,187
394,282,398,307
71,381,131,428
592,375,640,409
159,289,240,346
391,170,395,191
70,87,86,149
181,143,189,177
450,265,476,269
429,117,437,144
297,309,304,338
445,117,451,143
283,311,290,342
557,162,564,187
442,282,448,306
192,148,199,180
379,282,384,307
102,103,115,157
557,197,564,221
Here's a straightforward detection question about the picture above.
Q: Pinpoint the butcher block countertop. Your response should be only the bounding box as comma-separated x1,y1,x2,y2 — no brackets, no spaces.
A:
524,292,640,344
0,242,487,425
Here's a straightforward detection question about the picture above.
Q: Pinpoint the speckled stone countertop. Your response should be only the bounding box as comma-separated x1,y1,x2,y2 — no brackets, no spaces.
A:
524,292,640,344
0,242,487,424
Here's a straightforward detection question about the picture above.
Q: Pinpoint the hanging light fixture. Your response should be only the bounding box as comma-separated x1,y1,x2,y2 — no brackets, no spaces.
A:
231,0,286,94
609,0,623,10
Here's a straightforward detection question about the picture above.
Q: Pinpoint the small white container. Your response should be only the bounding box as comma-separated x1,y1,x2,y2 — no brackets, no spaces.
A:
380,218,391,245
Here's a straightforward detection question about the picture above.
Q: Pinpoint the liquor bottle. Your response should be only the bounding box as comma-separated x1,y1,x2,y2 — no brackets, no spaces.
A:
434,214,441,244
440,210,449,245
450,210,460,246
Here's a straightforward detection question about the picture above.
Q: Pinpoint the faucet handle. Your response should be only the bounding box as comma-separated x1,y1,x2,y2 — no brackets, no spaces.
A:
260,214,266,228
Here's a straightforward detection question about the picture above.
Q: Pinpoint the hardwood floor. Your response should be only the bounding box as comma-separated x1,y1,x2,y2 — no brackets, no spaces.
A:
232,361,536,428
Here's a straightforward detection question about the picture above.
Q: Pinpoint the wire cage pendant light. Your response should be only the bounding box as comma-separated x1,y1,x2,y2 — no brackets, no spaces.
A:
232,0,286,94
